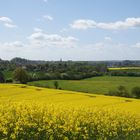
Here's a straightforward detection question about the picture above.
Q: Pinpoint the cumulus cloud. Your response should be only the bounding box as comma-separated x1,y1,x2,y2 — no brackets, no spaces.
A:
0,41,24,51
28,29,78,48
0,36,140,60
104,36,112,42
70,17,140,30
43,15,53,21
0,29,79,60
34,27,43,32
0,16,17,28
71,19,96,29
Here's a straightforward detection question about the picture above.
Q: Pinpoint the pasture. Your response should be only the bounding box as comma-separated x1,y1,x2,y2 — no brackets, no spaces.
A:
28,76,140,95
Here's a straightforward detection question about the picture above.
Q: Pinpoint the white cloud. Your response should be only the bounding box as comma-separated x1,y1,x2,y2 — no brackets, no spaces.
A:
104,36,112,42
79,40,139,60
0,17,12,23
4,23,17,28
28,29,78,48
34,27,43,32
0,41,24,52
71,17,140,30
71,19,96,29
0,16,17,28
134,42,140,48
0,37,140,60
0,29,79,60
43,15,53,21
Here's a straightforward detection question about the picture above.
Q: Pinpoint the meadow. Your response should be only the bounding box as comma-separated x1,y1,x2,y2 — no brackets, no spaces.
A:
28,76,140,95
0,84,140,139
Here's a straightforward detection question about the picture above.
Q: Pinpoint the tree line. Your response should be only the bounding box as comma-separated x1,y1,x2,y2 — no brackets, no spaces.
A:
0,61,108,83
108,85,140,99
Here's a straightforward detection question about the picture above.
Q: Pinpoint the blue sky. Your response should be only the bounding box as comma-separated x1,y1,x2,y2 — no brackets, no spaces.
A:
0,0,140,60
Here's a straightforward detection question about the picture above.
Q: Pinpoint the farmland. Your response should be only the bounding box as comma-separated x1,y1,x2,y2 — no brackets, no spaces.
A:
1,0,140,139
1,62,140,139
28,76,140,95
0,84,140,139
109,67,140,71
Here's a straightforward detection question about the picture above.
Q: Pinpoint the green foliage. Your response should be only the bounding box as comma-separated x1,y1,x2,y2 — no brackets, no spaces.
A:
54,81,59,89
109,85,130,97
109,70,140,77
95,63,108,73
60,73,70,80
1,59,108,81
132,87,140,98
3,71,13,80
0,71,5,83
13,68,29,84
109,67,140,77
5,78,13,83
117,85,129,97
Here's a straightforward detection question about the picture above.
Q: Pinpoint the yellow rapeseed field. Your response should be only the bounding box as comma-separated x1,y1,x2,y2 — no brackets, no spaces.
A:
0,84,140,139
108,67,140,70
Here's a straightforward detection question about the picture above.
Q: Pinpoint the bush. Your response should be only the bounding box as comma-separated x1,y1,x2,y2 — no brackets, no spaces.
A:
117,86,129,97
108,86,130,97
132,87,140,98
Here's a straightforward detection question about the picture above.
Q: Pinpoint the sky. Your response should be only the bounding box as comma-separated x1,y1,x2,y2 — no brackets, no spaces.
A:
0,0,140,61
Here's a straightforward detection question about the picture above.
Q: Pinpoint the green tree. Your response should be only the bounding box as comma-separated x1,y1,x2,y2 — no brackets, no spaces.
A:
13,68,28,84
132,87,140,98
108,86,129,97
0,71,5,83
95,63,108,73
54,81,59,89
117,86,129,97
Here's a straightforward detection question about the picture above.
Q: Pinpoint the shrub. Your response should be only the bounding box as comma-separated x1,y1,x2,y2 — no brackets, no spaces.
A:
108,86,130,97
132,87,140,98
117,86,129,97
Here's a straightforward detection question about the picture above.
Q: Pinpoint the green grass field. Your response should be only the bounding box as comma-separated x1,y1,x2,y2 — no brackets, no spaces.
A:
28,76,140,95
